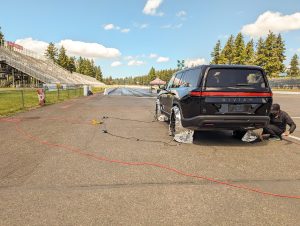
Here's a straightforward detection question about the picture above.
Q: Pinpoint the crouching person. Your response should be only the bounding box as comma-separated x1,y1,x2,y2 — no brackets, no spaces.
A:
262,103,296,140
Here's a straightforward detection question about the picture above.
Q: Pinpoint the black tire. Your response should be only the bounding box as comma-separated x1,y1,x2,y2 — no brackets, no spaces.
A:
154,99,161,120
169,106,183,136
232,130,247,139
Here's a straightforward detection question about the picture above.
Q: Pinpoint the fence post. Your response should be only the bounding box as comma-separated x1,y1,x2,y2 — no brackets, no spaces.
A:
67,88,70,98
20,90,24,108
44,89,47,104
57,87,60,100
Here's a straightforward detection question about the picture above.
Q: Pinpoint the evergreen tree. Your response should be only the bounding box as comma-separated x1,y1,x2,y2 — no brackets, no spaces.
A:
219,35,235,64
232,33,246,65
67,56,76,73
289,54,300,77
95,66,103,81
76,57,84,73
210,40,221,64
275,33,286,73
264,31,280,77
255,37,267,69
44,42,58,62
148,67,156,82
245,39,255,65
57,46,69,69
0,27,4,46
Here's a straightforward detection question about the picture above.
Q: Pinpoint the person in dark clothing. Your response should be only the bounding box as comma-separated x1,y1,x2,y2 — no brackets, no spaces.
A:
262,103,296,140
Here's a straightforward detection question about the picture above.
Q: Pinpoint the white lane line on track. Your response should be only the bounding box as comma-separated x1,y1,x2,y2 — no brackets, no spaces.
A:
273,91,300,95
288,135,300,141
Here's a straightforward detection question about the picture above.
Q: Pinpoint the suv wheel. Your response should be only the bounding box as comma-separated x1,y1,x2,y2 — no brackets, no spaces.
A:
155,98,162,120
169,106,183,136
169,106,194,143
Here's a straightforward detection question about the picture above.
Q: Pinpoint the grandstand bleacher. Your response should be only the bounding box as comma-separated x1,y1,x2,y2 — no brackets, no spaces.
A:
0,41,105,87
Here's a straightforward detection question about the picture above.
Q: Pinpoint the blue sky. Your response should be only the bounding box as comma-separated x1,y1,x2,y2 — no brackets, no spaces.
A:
1,0,300,78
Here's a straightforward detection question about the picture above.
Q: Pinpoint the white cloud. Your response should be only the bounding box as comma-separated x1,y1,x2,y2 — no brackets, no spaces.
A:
176,10,187,18
175,23,183,29
15,38,49,55
161,24,171,29
104,24,115,30
143,0,164,16
241,11,300,37
149,53,158,58
140,24,148,29
15,38,121,60
124,56,134,60
161,23,183,29
58,39,121,59
185,58,206,68
157,56,170,63
121,28,130,33
111,61,122,67
103,24,130,33
133,23,149,29
128,60,145,66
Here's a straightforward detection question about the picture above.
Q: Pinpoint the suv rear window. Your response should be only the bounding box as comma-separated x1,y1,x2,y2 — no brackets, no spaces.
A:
205,68,267,90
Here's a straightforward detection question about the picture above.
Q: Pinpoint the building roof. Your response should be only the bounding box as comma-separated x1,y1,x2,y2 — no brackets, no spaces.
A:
150,77,166,85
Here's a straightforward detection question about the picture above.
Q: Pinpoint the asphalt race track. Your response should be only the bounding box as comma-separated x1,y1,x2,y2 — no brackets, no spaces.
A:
0,88,299,225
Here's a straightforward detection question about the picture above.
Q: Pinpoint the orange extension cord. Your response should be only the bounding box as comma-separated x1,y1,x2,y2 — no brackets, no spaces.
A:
1,117,300,200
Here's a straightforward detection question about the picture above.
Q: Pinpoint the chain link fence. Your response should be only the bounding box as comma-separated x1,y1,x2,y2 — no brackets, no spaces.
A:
0,87,83,116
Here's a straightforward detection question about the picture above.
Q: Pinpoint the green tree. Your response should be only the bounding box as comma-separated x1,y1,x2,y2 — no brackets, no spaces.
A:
289,54,300,77
232,33,246,65
67,56,76,73
274,33,286,73
57,46,69,69
245,39,255,65
148,67,156,82
44,42,58,62
210,40,221,64
95,66,103,81
264,31,280,77
255,37,267,69
0,26,4,46
219,35,235,64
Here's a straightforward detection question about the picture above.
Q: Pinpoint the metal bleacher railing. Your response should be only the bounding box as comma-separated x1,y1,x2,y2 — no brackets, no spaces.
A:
269,78,300,89
0,41,105,86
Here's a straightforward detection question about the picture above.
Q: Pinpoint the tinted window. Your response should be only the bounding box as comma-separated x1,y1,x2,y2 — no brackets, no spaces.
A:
171,72,183,88
205,68,267,90
180,69,201,88
167,74,176,89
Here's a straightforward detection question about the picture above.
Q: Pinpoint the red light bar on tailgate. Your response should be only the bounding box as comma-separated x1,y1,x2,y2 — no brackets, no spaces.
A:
189,91,273,97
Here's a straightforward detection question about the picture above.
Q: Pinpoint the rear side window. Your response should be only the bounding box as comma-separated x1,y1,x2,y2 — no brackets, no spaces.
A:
167,74,176,89
205,68,267,90
180,68,201,88
171,72,183,88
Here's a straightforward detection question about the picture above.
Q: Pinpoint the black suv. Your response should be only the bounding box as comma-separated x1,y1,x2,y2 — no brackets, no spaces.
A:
156,65,273,136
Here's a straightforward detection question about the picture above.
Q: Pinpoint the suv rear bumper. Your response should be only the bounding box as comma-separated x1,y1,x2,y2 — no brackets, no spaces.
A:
181,115,270,131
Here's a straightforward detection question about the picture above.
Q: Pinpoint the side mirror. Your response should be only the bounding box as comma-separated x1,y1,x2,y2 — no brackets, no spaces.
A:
161,85,167,90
